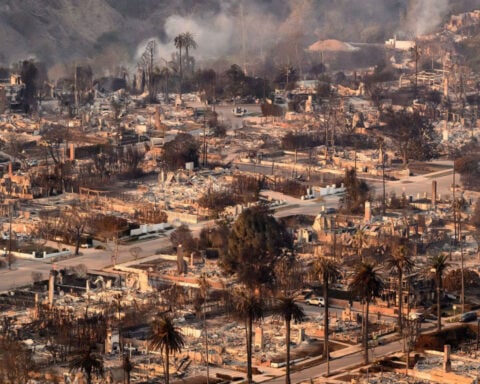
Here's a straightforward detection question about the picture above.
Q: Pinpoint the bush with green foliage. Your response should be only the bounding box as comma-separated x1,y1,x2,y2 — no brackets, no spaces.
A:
223,207,292,289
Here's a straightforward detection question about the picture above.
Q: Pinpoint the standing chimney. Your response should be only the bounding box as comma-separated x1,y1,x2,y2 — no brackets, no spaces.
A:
432,180,437,209
33,293,39,320
443,344,451,372
364,201,372,223
177,244,184,275
105,326,112,354
69,144,75,161
254,327,264,350
8,162,12,178
297,327,305,344
48,270,55,308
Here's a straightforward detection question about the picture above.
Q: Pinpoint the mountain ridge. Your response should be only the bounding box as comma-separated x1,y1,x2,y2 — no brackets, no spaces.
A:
0,0,477,72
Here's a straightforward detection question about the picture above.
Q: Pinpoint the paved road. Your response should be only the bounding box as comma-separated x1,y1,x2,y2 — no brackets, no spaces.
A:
188,102,261,133
264,339,403,384
0,234,172,291
0,161,463,292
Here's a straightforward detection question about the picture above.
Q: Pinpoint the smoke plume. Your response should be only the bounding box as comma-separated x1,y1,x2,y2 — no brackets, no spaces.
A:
403,0,450,37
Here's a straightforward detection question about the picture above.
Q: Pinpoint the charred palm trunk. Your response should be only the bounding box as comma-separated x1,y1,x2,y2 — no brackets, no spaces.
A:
285,315,291,384
246,315,253,384
323,279,330,375
436,278,441,331
165,345,170,384
398,270,403,332
364,301,370,365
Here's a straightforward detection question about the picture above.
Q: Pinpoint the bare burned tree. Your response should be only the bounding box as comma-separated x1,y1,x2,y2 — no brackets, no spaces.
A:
62,201,88,255
129,246,142,260
139,40,157,102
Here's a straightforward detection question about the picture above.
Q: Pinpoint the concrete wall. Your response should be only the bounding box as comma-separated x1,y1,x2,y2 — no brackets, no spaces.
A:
12,249,71,260
165,210,199,224
329,297,397,317
130,223,172,236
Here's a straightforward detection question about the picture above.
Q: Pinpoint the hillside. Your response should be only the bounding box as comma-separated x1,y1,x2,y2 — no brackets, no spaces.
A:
0,0,478,73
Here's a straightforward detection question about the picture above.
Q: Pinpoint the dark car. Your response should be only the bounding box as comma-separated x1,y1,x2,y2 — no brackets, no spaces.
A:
460,311,478,323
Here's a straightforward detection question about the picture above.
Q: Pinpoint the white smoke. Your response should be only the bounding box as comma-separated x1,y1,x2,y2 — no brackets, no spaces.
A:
135,12,237,67
164,14,235,59
133,0,287,72
403,0,449,37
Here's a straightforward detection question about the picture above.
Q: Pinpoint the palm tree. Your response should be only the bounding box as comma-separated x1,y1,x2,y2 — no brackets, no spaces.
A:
198,273,211,384
122,354,133,384
386,241,414,332
174,34,185,91
69,346,104,384
233,289,264,384
349,261,384,364
182,32,197,74
315,257,341,374
149,315,185,384
429,254,449,331
272,297,305,384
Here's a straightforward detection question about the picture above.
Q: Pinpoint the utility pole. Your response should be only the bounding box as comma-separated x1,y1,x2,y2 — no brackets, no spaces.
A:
453,160,457,250
413,42,419,97
378,138,386,215
204,287,209,384
354,145,358,176
8,203,12,270
460,213,465,313
73,63,78,112
203,109,207,168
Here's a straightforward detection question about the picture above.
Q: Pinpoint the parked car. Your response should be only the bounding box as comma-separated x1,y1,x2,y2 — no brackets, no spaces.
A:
307,297,325,306
460,311,478,323
407,311,425,322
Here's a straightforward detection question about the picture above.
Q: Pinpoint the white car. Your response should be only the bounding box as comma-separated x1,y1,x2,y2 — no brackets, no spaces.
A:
407,311,425,322
307,297,325,306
